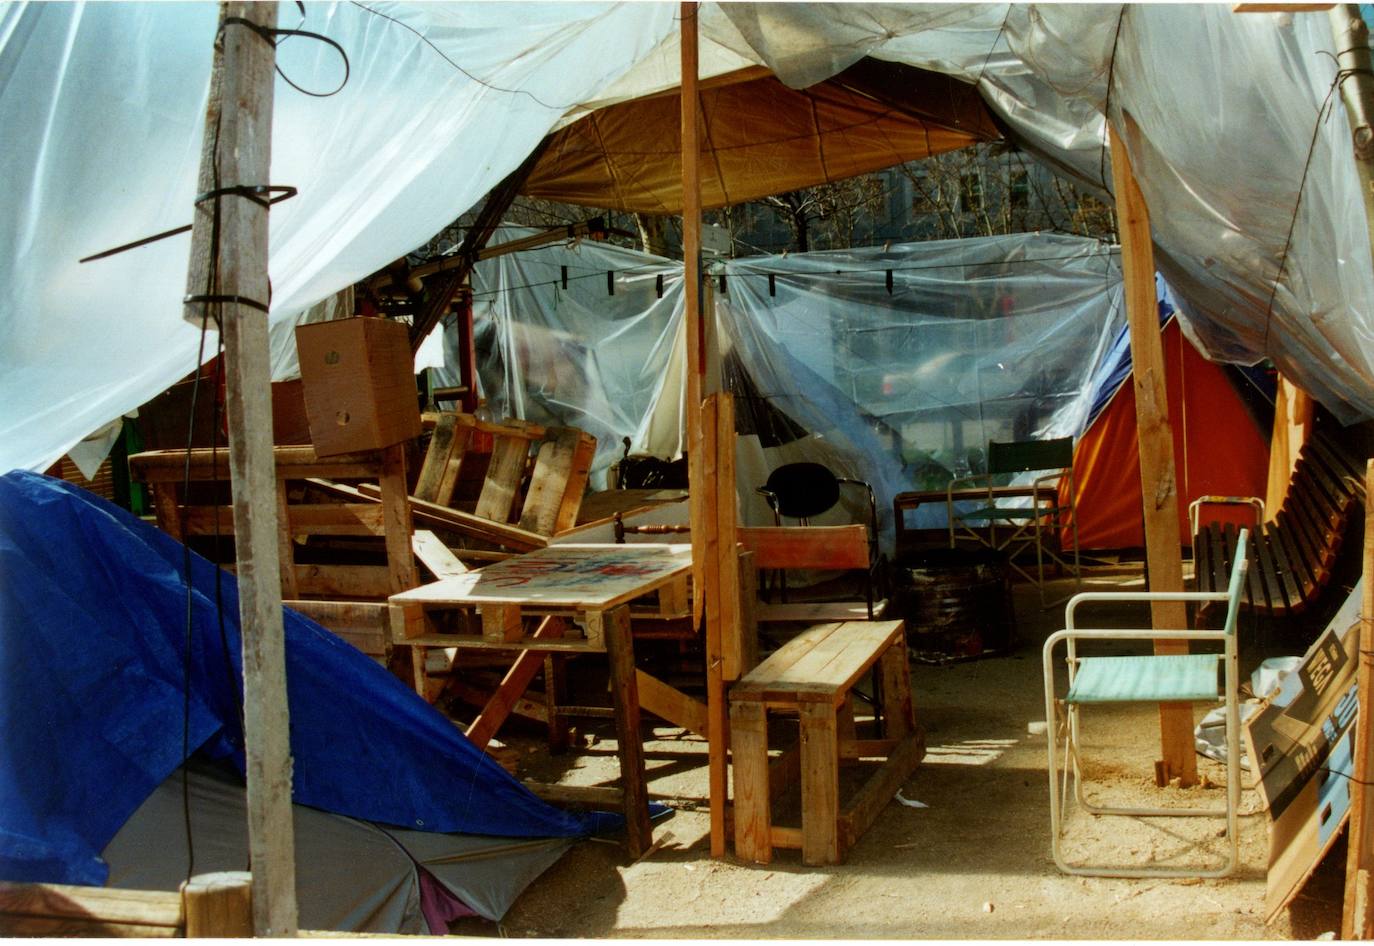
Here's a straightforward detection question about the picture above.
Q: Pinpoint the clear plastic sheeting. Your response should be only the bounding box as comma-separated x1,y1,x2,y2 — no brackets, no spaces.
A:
0,1,677,474
716,232,1124,544
431,229,684,489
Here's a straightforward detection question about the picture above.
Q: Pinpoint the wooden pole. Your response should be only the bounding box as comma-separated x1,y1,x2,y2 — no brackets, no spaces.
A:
1107,124,1197,787
182,872,254,937
1341,475,1374,939
1330,6,1374,255
678,0,732,858
183,2,297,933
1332,8,1374,936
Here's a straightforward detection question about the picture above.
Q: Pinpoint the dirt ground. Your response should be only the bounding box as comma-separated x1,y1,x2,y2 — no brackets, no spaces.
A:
449,563,1349,940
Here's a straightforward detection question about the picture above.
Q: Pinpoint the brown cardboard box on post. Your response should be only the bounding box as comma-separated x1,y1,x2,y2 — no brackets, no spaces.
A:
295,316,421,457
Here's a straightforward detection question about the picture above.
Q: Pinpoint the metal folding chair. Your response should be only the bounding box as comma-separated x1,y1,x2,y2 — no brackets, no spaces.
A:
946,436,1079,604
1041,528,1250,878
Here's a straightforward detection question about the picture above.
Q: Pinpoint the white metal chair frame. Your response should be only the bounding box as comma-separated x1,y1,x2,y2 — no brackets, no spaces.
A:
1041,529,1249,879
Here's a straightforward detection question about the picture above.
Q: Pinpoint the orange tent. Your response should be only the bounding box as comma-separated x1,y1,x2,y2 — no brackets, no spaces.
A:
1070,318,1270,550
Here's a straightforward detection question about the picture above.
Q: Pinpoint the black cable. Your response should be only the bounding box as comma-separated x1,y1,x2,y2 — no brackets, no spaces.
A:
1099,5,1128,199
348,1,568,110
221,15,350,98
1261,65,1354,355
465,248,1123,301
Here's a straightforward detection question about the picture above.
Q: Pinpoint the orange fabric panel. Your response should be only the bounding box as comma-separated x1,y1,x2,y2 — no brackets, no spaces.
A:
524,72,987,213
1068,321,1270,550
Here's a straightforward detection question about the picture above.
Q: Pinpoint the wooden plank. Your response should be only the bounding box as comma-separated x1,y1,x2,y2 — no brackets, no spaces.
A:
838,730,926,853
636,669,708,736
738,525,870,571
285,599,387,633
1265,521,1305,612
411,530,468,579
149,482,185,538
757,601,886,624
466,616,565,749
736,549,760,677
1344,459,1374,938
1273,511,1318,601
879,631,916,739
131,447,383,483
523,782,623,807
709,390,736,858
519,427,587,536
185,3,295,931
475,433,531,524
0,883,183,932
482,604,524,643
275,479,299,599
734,621,904,703
544,654,571,752
1292,464,1341,530
769,742,802,803
286,503,386,535
556,430,599,533
350,481,548,551
413,411,460,503
1108,123,1194,787
293,564,393,599
396,633,605,653
182,872,253,938
1252,528,1290,614
603,605,652,856
799,702,841,865
379,443,418,593
729,699,772,864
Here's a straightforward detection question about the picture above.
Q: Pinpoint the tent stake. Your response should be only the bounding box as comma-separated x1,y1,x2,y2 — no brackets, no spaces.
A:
1108,123,1196,787
182,2,298,933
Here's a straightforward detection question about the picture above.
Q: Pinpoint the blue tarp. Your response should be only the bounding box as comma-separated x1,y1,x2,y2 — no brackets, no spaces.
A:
0,471,604,886
1082,276,1178,427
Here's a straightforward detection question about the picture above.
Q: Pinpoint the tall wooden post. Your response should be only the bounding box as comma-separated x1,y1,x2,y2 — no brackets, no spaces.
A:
678,0,734,858
183,2,297,933
1334,6,1374,936
1342,462,1374,939
1108,125,1196,787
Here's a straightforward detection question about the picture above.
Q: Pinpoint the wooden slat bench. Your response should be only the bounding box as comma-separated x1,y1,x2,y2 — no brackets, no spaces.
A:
729,618,923,866
1191,433,1365,617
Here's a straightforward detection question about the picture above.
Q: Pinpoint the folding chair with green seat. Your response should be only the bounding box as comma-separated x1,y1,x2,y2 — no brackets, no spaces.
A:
1041,528,1249,879
947,436,1079,604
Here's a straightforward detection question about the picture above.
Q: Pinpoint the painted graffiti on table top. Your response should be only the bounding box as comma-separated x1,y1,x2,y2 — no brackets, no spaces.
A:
478,548,683,589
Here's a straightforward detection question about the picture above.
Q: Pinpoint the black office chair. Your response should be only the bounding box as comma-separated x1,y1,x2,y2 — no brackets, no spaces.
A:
755,462,885,617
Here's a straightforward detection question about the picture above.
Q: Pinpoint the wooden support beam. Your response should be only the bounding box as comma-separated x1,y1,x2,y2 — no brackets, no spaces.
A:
408,139,552,350
1341,461,1374,939
465,616,565,750
1108,124,1196,787
182,2,296,933
182,872,254,938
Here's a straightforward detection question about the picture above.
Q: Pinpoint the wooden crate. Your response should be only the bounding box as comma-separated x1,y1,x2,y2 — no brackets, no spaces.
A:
295,317,420,457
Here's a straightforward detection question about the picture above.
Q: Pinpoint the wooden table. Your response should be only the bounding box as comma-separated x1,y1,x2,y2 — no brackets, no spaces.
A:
893,483,1057,553
389,543,694,856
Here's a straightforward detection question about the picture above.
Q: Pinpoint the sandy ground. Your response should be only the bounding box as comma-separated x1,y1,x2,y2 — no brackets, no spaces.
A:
447,564,1348,940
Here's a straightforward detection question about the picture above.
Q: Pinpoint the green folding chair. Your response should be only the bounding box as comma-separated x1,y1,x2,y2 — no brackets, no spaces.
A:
946,436,1080,604
1042,528,1249,878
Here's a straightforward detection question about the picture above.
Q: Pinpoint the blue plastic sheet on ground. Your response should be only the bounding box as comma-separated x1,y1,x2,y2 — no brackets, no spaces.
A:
0,470,610,886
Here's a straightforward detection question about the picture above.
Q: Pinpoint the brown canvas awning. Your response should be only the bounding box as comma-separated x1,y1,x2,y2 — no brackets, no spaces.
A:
523,60,1001,213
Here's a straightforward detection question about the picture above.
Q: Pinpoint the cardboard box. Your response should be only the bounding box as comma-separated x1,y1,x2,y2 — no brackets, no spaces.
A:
295,317,421,457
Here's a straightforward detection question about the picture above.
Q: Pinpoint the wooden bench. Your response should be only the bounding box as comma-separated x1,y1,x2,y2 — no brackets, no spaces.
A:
737,524,886,623
129,444,418,659
1191,433,1364,617
729,619,923,865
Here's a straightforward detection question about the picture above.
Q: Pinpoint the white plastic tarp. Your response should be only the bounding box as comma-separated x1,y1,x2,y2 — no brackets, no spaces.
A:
714,232,1124,542
711,2,1374,421
5,2,1374,478
451,231,1125,549
426,228,684,487
0,1,679,474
